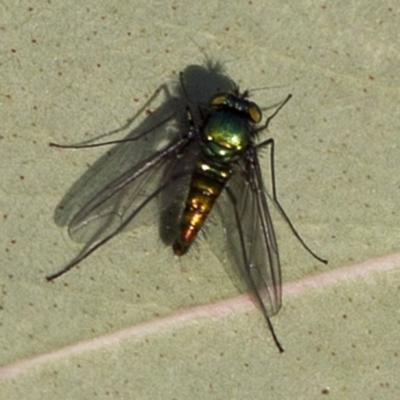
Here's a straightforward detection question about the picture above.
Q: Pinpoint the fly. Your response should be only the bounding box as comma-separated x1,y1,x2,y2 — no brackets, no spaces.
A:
48,69,327,352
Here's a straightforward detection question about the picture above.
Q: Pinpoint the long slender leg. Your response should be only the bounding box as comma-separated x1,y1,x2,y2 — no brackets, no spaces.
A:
50,83,176,148
256,95,327,264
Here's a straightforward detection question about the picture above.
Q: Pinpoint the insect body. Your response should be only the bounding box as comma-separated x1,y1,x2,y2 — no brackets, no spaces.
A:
173,93,262,255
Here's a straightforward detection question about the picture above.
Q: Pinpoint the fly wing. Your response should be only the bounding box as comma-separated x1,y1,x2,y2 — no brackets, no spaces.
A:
223,146,282,317
68,135,195,245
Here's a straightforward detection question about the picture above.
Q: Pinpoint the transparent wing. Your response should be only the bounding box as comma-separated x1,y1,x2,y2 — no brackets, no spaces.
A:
222,146,281,317
68,135,195,245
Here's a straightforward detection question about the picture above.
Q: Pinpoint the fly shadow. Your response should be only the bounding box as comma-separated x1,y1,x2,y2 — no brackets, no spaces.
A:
50,61,237,278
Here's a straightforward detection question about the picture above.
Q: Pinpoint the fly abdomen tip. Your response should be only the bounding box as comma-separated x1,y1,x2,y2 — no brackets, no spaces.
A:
172,241,189,256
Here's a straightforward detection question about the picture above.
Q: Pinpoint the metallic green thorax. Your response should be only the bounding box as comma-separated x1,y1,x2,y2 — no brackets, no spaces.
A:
202,111,251,163
173,94,262,256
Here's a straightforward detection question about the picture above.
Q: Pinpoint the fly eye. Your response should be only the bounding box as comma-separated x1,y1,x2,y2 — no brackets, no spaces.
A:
210,93,228,107
248,103,262,123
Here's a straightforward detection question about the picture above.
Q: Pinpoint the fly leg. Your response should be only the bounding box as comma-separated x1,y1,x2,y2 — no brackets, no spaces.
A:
255,95,327,264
